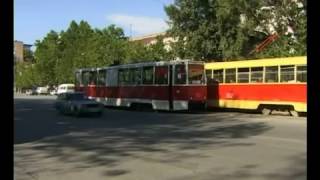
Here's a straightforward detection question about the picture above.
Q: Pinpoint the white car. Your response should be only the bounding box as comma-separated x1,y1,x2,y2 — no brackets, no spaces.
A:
36,87,48,95
57,84,75,95
50,89,57,95
26,89,37,95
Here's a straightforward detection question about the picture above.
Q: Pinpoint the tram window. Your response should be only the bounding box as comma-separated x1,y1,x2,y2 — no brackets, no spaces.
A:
175,64,186,84
188,64,205,84
250,67,263,83
280,65,295,82
119,69,130,85
118,70,124,84
213,69,224,83
225,69,236,83
155,66,168,84
128,68,134,85
237,68,249,83
97,70,106,86
124,69,130,84
89,71,97,85
75,72,81,86
206,69,212,80
125,69,130,84
130,68,141,85
82,71,90,86
143,66,154,84
297,65,307,82
265,66,278,83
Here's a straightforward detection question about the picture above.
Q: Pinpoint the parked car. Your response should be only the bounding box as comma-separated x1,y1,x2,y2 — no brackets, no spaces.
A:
57,84,75,95
50,89,57,96
36,87,48,95
54,92,104,117
26,89,37,95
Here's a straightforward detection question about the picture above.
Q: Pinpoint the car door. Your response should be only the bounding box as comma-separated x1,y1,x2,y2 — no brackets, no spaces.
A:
63,94,73,113
55,94,64,110
57,94,69,113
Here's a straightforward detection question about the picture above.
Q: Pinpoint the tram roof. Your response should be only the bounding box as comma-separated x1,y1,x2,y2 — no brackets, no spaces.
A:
76,59,204,72
205,56,306,69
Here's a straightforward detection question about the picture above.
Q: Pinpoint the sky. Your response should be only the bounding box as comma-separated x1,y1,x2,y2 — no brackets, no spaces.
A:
14,0,174,46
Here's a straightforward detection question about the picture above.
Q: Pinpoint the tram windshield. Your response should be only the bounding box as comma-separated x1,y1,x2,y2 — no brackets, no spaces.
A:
188,64,205,84
174,64,187,84
75,71,81,86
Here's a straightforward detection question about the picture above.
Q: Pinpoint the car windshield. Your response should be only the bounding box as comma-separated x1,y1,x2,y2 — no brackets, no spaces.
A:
67,93,86,100
67,86,74,90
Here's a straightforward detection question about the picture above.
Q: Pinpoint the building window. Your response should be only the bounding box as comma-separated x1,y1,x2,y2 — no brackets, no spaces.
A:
250,67,263,83
225,68,236,83
265,66,278,83
296,65,306,82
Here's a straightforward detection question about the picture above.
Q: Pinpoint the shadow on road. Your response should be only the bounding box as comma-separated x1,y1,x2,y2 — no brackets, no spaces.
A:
15,98,276,177
184,153,306,180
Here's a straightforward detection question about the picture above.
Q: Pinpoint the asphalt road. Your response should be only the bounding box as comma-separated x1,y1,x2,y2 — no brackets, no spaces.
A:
14,95,306,180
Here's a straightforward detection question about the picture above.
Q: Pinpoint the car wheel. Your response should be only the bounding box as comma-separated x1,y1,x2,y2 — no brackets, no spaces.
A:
289,110,300,117
57,107,64,115
261,108,271,115
72,106,81,117
70,106,75,115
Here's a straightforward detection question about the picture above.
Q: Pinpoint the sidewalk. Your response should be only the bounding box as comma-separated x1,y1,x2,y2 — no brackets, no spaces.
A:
14,93,56,99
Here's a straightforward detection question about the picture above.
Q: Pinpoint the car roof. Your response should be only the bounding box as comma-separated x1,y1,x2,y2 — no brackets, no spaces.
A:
58,84,74,87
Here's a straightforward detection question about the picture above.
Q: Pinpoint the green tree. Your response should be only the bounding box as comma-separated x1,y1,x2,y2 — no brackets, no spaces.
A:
14,62,38,89
165,0,306,61
34,30,61,86
33,21,130,86
147,35,174,61
23,48,35,63
125,35,175,63
124,41,152,63
165,0,261,61
94,25,128,66
253,0,306,57
55,20,95,84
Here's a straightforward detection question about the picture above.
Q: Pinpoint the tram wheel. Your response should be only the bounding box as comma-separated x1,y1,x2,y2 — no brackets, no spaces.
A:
289,110,300,117
261,108,271,115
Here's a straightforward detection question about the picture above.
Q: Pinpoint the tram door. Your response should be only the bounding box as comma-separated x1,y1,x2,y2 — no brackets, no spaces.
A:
168,65,173,110
95,69,102,100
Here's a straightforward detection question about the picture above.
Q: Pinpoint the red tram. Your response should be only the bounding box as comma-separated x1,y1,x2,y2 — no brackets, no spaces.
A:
75,60,207,111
